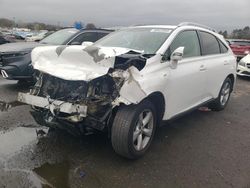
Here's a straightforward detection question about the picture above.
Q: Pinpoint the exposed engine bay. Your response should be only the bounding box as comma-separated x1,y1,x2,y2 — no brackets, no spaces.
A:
18,45,150,135
26,72,123,133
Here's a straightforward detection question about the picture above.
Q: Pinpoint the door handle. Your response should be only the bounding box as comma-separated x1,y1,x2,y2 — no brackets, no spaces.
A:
224,61,229,65
200,65,207,71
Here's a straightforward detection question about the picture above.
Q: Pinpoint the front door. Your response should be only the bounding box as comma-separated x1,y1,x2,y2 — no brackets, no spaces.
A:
163,30,206,118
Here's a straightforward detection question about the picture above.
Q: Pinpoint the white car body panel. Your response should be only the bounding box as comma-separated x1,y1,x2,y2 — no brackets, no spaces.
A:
26,32,47,42
203,53,236,98
31,45,134,81
237,54,250,76
28,25,236,121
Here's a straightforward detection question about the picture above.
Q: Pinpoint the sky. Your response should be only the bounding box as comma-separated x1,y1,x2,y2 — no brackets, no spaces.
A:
0,0,249,31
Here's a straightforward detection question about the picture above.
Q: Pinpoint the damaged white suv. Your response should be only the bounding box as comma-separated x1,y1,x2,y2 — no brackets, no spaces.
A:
18,23,236,159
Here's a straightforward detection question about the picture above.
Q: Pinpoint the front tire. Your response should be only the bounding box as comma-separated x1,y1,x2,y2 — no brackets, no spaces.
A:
111,100,157,159
210,77,232,111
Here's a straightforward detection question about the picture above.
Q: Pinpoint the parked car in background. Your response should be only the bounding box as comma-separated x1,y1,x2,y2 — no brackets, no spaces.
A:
44,31,54,38
25,31,48,42
0,32,10,45
3,34,17,43
227,39,250,61
237,54,250,76
13,31,33,40
18,23,236,159
0,28,112,82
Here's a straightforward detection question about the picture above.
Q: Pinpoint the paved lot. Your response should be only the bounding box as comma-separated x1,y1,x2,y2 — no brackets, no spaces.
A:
0,76,250,188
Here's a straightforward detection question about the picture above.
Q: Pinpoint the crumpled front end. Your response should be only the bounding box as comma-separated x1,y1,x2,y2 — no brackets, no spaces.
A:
18,45,150,134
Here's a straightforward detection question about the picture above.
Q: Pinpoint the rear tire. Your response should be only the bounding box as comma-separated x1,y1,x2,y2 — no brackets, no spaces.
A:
210,77,232,111
111,100,157,159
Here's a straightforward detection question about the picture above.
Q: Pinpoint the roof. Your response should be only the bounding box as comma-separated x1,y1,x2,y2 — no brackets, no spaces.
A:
131,25,177,29
116,22,217,33
61,27,114,32
80,28,114,32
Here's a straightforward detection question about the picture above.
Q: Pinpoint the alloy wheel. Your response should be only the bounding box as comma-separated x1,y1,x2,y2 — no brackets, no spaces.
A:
220,82,231,106
133,110,154,151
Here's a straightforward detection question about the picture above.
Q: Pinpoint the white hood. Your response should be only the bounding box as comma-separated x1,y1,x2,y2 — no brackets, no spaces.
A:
31,45,134,81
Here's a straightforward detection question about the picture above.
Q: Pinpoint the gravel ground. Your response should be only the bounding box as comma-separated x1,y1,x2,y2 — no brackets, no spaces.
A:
0,76,250,188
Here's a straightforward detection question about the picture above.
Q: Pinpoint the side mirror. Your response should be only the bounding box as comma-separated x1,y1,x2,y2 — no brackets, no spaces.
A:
81,41,94,47
170,47,184,69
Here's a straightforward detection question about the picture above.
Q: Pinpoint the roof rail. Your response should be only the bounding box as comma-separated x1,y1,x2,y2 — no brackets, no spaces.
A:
178,22,217,32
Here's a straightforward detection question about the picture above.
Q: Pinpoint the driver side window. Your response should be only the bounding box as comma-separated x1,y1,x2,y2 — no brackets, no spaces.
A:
165,30,201,59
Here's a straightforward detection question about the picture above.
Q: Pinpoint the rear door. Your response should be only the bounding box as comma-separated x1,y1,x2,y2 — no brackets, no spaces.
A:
198,31,234,99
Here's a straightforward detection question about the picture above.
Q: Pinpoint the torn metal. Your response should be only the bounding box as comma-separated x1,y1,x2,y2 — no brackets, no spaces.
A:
31,45,146,81
18,93,88,117
18,45,156,133
0,100,25,112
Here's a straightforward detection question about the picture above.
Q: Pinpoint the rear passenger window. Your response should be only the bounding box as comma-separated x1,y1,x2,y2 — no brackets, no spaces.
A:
199,31,220,55
218,40,228,53
169,30,201,58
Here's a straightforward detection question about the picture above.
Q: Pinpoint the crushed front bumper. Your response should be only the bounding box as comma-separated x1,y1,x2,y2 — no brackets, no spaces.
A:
17,92,88,117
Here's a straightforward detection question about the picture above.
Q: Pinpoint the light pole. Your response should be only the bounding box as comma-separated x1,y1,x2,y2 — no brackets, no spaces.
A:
13,17,16,31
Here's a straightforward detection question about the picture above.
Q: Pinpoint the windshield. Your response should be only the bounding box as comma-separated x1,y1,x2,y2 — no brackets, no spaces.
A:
94,28,172,54
40,28,78,45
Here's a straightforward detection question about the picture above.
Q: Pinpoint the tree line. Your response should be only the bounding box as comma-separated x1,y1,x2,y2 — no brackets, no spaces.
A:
219,26,250,39
1,18,249,39
0,18,61,31
0,18,97,31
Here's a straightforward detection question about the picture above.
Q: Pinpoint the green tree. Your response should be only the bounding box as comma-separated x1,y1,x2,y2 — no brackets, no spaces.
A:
0,18,14,28
222,31,228,38
85,23,96,29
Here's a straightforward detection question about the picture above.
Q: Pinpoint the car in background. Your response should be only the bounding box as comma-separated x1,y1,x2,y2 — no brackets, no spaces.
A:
237,54,250,76
0,32,10,45
3,34,17,43
25,31,48,42
44,31,54,38
0,28,112,82
13,31,33,40
227,39,250,61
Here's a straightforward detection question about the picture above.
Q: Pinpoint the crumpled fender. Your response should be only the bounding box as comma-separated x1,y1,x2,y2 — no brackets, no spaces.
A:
114,66,147,105
113,54,165,106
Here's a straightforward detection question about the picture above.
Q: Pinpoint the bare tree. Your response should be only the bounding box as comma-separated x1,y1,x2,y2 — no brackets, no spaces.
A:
85,23,96,30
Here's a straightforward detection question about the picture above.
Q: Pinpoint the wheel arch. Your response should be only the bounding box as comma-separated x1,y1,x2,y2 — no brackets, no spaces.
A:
144,91,165,126
227,74,235,92
215,73,235,99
